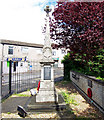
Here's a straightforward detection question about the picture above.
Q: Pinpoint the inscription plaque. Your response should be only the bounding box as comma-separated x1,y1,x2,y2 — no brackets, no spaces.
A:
44,66,51,80
72,73,79,81
88,80,92,88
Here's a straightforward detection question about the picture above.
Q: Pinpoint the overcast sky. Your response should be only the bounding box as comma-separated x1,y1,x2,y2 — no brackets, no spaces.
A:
0,0,57,44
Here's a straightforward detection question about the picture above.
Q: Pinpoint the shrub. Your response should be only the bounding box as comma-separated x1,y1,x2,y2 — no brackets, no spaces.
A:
62,49,104,80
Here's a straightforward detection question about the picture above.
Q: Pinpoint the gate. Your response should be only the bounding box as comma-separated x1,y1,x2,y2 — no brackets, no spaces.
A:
1,60,41,99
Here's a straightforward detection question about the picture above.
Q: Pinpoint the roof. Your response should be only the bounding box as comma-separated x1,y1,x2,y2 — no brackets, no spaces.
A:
0,39,43,48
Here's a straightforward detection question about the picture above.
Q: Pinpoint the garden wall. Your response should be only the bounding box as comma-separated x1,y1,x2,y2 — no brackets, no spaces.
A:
70,71,104,110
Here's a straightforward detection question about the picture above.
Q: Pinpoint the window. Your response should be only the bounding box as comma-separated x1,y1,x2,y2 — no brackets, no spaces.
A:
13,62,18,72
20,63,23,67
52,51,56,56
21,47,28,53
61,49,66,54
8,46,13,55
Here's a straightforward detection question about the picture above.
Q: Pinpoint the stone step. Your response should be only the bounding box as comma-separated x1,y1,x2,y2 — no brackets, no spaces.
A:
26,94,66,112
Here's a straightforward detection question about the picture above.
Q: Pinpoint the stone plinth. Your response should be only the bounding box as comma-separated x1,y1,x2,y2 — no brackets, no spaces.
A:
36,63,58,102
27,94,66,112
36,88,58,103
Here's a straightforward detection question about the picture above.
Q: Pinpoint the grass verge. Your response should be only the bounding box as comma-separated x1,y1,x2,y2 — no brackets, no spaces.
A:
12,93,30,97
61,91,79,106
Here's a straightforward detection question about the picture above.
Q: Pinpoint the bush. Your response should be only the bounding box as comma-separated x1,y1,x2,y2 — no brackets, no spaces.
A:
62,53,76,81
62,49,104,80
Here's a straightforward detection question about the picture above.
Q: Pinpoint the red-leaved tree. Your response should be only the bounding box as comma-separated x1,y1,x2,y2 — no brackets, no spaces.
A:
50,1,104,62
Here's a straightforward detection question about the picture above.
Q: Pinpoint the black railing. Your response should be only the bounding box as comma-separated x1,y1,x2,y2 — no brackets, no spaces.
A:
9,60,12,94
1,60,64,100
1,60,41,99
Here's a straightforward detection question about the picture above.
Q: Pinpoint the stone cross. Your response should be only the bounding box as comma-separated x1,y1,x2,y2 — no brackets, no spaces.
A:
44,6,52,17
42,5,53,62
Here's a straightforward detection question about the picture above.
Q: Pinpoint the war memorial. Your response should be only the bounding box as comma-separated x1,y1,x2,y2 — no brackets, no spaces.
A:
26,6,66,112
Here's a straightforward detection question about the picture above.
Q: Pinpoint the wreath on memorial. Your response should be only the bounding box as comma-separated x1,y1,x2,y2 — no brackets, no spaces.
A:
37,80,40,91
87,88,92,98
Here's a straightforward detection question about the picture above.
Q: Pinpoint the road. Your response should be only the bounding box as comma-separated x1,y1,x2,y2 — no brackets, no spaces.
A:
2,68,63,84
1,67,64,99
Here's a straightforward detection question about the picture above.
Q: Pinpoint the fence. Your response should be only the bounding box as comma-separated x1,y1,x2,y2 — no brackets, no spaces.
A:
1,59,64,100
1,60,41,99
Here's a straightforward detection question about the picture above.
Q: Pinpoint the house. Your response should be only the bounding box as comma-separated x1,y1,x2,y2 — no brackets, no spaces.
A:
0,39,67,74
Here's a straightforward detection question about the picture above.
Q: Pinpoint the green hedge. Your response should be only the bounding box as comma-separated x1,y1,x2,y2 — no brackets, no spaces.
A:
62,49,104,81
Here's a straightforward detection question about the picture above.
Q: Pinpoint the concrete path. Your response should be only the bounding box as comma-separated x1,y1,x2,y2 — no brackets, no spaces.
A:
2,96,29,113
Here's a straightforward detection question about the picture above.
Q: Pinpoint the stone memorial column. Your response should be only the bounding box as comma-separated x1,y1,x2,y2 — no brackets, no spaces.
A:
36,6,58,102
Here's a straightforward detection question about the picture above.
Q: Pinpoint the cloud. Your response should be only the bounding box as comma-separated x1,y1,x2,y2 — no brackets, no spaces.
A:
0,0,57,44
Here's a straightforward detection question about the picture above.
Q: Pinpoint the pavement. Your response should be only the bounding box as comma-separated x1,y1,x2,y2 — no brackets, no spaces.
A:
2,96,29,113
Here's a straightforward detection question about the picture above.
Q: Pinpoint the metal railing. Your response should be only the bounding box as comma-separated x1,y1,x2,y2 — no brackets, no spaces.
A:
1,60,64,100
1,60,41,99
0,59,2,119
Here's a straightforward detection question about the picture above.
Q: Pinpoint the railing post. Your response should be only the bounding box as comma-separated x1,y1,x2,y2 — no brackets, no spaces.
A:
9,60,12,94
0,59,2,119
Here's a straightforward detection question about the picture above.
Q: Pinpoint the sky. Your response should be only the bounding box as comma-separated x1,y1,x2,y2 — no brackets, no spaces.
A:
0,0,57,44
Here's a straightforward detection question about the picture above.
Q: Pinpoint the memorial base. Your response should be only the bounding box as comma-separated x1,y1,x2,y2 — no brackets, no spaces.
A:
26,94,66,112
36,80,57,102
36,82,58,102
36,90,58,102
